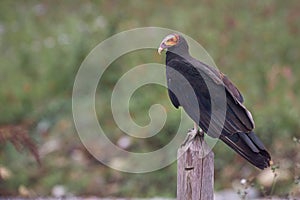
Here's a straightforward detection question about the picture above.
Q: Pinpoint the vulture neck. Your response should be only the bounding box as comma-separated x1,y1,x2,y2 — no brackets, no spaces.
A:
166,43,191,60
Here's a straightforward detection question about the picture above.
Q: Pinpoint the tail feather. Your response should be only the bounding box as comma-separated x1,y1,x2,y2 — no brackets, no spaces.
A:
220,131,271,170
248,131,266,150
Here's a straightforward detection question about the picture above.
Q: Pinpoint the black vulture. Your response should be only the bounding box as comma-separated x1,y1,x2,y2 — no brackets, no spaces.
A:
158,33,271,169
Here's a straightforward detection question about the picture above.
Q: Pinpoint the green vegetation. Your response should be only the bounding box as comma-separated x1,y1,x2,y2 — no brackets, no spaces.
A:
0,0,299,198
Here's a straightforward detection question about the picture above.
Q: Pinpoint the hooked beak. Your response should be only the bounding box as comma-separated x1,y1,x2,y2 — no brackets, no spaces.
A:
158,47,164,55
158,42,168,55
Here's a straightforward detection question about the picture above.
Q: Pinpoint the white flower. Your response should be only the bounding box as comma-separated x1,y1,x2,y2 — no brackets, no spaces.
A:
240,178,247,185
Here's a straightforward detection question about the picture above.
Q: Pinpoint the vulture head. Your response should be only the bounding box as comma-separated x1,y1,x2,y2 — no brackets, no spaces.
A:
158,33,189,55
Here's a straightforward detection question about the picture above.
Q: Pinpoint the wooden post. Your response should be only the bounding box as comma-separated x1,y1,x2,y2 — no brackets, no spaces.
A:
177,131,214,200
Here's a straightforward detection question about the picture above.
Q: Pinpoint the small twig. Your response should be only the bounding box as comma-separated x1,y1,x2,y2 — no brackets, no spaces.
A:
0,125,40,165
270,164,280,196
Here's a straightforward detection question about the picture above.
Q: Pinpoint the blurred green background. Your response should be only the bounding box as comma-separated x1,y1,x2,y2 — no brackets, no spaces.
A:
0,0,299,198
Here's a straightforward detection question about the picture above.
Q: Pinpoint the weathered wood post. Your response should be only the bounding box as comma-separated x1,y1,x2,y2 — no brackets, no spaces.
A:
177,130,214,200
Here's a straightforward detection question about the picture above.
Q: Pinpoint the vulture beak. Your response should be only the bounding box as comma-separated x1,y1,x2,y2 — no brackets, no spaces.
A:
157,35,173,55
158,47,164,55
158,43,168,55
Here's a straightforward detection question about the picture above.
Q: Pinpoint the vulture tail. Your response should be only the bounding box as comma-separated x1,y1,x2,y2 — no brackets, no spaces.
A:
219,131,271,170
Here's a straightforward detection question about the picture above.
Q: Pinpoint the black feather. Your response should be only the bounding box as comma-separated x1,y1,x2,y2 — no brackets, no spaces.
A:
220,132,271,169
